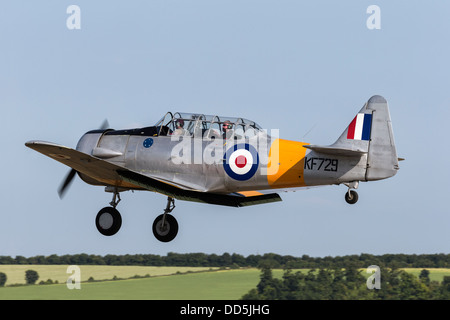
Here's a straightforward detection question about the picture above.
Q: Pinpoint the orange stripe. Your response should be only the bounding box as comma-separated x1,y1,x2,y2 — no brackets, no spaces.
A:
237,191,264,197
267,139,309,189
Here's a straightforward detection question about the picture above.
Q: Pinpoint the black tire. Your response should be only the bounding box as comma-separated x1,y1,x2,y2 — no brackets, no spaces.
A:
152,214,178,242
345,190,359,204
95,207,122,236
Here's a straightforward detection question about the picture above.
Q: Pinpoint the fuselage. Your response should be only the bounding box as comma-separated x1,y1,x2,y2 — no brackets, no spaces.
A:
76,128,368,194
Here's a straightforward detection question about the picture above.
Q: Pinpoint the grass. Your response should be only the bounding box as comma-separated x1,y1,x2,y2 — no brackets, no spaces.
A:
0,266,448,300
0,268,260,300
0,265,218,285
400,268,450,282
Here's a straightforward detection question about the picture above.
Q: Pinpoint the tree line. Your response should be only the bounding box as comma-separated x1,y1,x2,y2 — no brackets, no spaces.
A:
242,265,450,300
0,252,449,268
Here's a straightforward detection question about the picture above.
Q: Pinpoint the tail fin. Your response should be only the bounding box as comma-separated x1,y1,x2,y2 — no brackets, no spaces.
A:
332,95,399,181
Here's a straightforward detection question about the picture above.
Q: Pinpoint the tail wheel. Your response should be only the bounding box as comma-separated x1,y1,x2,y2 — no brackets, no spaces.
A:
96,207,122,236
153,214,178,242
345,190,358,204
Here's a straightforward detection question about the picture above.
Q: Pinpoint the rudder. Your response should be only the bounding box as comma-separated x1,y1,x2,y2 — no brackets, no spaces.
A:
364,95,399,181
331,95,399,181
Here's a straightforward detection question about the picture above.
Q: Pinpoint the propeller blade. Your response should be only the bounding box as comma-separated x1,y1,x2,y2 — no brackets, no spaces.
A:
99,119,109,131
58,169,77,199
58,119,108,199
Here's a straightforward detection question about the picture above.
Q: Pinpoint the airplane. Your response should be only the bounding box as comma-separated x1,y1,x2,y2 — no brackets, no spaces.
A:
25,95,401,242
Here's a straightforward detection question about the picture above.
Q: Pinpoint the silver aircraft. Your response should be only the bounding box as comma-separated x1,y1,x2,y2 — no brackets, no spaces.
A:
26,95,401,242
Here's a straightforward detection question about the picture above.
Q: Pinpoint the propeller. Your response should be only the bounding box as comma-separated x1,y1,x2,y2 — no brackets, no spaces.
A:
57,119,109,199
58,169,77,199
99,119,109,131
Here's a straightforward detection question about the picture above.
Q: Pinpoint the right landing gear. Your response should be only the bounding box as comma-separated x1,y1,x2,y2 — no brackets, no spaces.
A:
152,197,178,242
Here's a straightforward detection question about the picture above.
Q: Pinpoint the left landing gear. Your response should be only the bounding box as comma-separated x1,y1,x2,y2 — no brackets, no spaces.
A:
96,187,122,236
96,206,122,236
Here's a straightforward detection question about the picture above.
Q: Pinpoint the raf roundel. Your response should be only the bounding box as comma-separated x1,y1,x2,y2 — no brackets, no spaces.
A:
223,144,259,181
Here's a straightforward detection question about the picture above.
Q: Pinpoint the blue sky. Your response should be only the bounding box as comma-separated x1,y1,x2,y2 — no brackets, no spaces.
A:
1,1,449,259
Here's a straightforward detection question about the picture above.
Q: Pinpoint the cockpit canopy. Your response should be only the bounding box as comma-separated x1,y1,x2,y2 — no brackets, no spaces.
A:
154,112,264,138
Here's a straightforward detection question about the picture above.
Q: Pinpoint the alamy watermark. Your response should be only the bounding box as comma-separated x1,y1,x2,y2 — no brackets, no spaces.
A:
65,5,381,31
366,265,381,290
168,128,281,176
366,5,381,30
66,5,81,30
66,265,81,289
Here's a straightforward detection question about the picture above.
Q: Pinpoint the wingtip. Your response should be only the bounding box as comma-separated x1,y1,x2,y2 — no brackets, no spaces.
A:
25,140,67,149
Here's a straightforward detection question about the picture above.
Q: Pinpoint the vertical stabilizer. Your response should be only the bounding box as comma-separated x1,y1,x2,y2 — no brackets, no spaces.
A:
331,95,399,181
364,95,399,181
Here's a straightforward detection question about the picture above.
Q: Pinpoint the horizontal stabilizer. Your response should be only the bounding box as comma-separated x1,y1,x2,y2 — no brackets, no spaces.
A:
304,145,367,157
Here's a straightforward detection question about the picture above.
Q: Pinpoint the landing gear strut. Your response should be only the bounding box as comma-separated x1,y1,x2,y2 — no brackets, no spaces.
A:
152,197,179,242
344,181,359,205
95,187,122,236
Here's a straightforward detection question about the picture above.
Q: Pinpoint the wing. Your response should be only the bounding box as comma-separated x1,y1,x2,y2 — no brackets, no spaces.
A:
25,140,281,207
25,140,140,189
119,170,281,207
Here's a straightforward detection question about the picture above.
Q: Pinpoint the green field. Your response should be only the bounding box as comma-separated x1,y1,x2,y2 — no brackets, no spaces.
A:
0,267,261,300
399,268,450,283
0,266,449,300
0,265,218,285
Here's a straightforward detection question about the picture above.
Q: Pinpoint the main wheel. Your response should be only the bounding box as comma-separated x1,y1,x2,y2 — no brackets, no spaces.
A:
95,207,122,236
345,190,359,204
152,214,178,242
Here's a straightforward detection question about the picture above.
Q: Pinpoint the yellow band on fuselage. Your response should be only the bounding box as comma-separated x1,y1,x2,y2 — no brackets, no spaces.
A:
267,138,309,189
